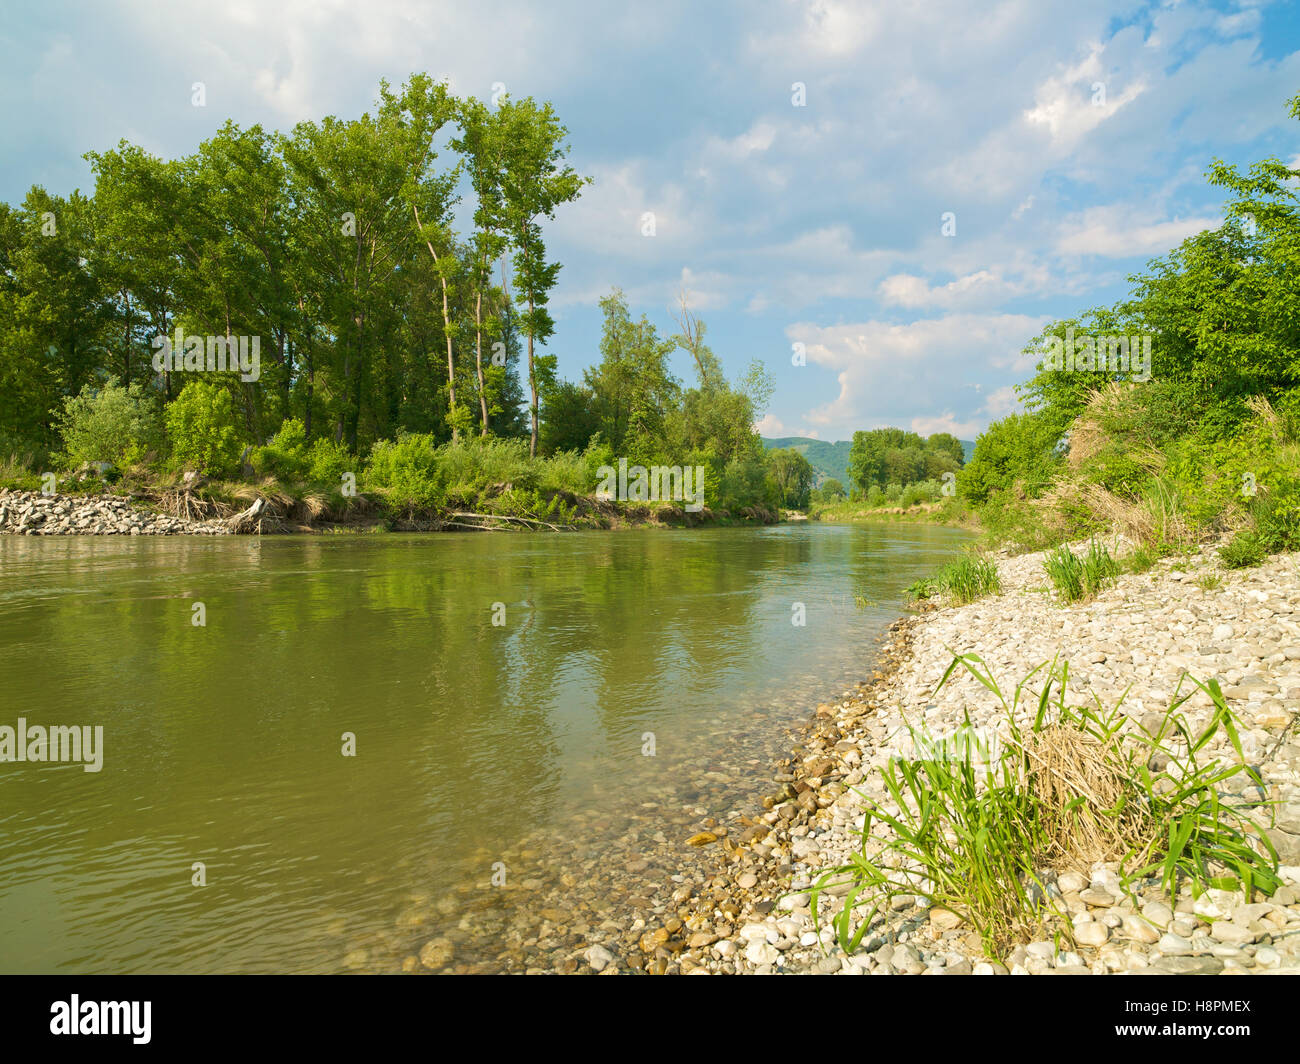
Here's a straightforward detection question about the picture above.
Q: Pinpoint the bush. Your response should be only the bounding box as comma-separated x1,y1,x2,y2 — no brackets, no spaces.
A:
364,433,445,509
164,380,246,477
58,381,163,469
251,418,311,481
307,437,354,487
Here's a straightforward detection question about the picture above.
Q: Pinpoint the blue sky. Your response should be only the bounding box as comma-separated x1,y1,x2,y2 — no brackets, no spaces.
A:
3,0,1298,443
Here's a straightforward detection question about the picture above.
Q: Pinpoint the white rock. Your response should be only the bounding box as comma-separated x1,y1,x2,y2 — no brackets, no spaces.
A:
1075,922,1109,947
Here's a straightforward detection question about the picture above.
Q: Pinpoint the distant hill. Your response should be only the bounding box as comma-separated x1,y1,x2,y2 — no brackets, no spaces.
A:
761,436,976,487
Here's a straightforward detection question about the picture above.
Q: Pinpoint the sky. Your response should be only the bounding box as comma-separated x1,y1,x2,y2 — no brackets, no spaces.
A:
2,0,1298,444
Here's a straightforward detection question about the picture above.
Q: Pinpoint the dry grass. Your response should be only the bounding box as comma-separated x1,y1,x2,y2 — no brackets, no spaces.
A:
1020,723,1155,872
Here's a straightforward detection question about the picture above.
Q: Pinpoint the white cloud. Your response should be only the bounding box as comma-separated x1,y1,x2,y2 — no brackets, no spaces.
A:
909,413,983,439
786,312,1047,439
1056,205,1219,257
1023,45,1148,150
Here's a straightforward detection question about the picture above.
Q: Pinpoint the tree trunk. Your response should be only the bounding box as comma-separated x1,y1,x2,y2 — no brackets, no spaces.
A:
414,204,458,443
475,288,489,435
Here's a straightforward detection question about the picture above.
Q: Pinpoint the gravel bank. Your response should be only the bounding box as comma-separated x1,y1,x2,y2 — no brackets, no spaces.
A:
0,490,230,536
642,542,1300,975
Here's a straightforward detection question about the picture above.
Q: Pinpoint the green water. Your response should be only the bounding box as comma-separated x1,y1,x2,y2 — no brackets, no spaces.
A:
0,523,970,973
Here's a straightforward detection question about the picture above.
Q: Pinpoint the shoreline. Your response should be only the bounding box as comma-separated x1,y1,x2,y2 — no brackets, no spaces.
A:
634,539,1300,975
0,488,778,536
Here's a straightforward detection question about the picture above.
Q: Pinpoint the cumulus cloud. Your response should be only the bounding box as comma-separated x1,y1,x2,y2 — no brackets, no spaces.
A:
785,313,1047,441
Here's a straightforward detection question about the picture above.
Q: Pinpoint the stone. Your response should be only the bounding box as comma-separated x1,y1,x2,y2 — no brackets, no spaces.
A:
1146,956,1225,975
585,944,615,971
1079,887,1115,907
1139,900,1174,929
1121,914,1161,944
1210,921,1255,945
744,939,779,966
1074,922,1109,947
418,938,454,970
1157,932,1193,956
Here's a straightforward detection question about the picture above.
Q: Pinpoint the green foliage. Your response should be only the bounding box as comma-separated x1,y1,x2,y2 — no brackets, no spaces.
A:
252,418,354,488
766,447,815,509
848,427,963,494
364,433,589,514
1220,530,1266,569
164,379,245,477
57,381,163,469
958,411,1064,506
364,433,446,509
540,379,600,454
907,552,1001,604
1043,540,1120,603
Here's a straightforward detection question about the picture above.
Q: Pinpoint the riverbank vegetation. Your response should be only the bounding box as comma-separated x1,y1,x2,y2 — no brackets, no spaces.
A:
899,91,1300,590
956,93,1300,568
0,74,797,529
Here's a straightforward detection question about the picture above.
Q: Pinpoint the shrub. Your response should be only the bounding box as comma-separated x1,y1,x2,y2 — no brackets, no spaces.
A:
958,410,1064,506
164,380,246,477
251,418,311,481
58,381,163,469
307,437,354,487
364,433,445,509
1043,539,1119,603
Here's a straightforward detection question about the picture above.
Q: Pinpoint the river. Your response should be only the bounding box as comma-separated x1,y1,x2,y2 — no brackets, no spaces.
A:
0,522,970,973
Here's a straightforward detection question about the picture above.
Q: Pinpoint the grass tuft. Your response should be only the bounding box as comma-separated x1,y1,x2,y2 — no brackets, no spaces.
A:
1043,539,1120,603
907,552,1001,605
809,654,1279,959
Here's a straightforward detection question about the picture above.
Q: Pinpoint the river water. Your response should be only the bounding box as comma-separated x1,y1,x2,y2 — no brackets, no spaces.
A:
0,522,970,973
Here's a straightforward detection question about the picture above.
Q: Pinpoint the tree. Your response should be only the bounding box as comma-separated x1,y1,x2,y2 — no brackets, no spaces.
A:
585,289,679,457
539,380,600,454
497,97,589,456
767,448,814,509
925,432,965,466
